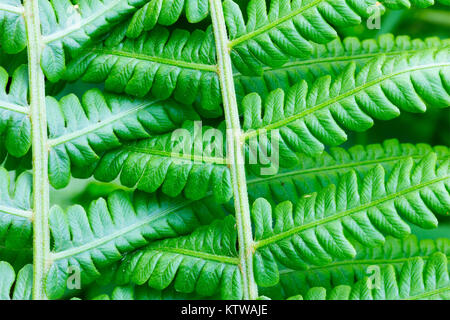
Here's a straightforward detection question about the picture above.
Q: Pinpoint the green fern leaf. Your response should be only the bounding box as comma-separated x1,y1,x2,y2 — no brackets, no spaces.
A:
251,154,449,287
242,50,450,168
0,1,26,54
39,0,151,82
96,0,450,42
64,26,220,111
260,235,450,299
45,190,228,299
0,65,30,157
63,31,448,115
2,0,448,302
235,34,450,101
46,88,199,189
246,139,449,204
125,0,210,38
224,0,444,75
93,121,232,203
115,216,242,299
0,262,33,300
284,253,449,300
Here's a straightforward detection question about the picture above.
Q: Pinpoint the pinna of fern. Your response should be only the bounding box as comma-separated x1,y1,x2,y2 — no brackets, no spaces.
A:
63,28,450,113
64,242,448,300
260,252,449,300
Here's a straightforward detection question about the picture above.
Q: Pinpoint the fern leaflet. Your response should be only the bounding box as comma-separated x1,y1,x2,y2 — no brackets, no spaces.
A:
242,50,450,168
251,154,449,287
260,235,450,299
0,262,33,300
45,190,228,299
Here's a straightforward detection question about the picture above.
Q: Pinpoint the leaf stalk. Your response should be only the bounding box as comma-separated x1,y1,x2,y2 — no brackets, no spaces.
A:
24,0,51,300
209,0,258,299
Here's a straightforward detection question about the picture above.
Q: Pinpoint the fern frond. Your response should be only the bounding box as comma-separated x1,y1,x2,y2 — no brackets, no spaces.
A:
242,50,450,167
93,121,232,203
260,235,450,299
125,0,210,38
65,30,449,114
235,35,450,101
39,0,150,81
282,253,449,300
0,65,30,157
83,0,450,43
246,139,449,204
0,0,26,54
251,154,449,287
45,190,228,299
0,262,32,300
224,0,444,75
115,216,242,299
64,26,220,111
46,88,199,189
2,0,447,302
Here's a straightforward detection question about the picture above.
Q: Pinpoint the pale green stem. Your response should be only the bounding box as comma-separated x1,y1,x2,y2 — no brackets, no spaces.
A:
24,0,51,300
209,0,258,299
